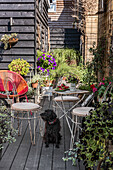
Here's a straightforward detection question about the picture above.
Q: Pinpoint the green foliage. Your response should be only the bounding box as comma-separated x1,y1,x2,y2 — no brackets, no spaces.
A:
8,58,30,76
63,101,113,169
0,33,17,49
89,37,112,80
0,106,17,149
78,102,113,169
31,74,44,84
50,48,84,80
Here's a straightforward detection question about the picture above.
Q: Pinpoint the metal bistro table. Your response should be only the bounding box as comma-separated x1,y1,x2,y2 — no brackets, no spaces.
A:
11,102,42,145
52,89,90,140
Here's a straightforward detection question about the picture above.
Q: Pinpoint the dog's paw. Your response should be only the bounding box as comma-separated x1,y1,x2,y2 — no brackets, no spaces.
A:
56,144,59,148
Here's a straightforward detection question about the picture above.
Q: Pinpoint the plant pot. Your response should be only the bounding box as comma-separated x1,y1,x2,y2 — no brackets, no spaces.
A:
32,82,38,89
70,83,76,91
9,38,18,48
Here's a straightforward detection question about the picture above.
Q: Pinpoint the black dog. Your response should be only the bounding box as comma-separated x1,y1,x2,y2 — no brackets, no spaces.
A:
40,109,61,148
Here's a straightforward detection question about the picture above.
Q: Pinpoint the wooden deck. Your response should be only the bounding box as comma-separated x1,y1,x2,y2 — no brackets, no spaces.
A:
0,97,85,170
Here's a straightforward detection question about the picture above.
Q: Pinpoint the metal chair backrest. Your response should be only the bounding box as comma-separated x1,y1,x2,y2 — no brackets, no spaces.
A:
0,70,28,99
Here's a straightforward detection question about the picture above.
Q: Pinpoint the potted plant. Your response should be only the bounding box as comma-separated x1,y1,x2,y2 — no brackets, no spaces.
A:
0,106,17,160
0,33,18,49
8,58,30,76
31,74,43,88
66,75,79,91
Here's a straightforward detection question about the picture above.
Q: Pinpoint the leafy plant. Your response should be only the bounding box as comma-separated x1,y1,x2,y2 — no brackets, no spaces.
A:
50,48,83,81
0,106,17,150
63,100,113,169
0,33,17,49
8,58,30,76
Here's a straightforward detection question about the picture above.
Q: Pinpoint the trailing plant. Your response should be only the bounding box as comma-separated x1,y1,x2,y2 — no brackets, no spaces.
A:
8,58,30,76
63,100,113,169
0,33,17,50
50,48,84,82
89,36,112,80
37,50,57,74
0,106,17,150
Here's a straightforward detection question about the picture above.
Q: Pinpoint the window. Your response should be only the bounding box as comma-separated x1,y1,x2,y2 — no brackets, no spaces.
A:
48,0,56,12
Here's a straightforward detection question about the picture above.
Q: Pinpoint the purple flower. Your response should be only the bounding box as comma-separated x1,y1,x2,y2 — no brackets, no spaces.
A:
52,67,55,70
42,54,45,56
53,62,57,66
48,62,50,65
48,59,51,62
43,57,45,60
43,51,46,53
42,68,45,72
47,69,49,72
37,58,40,61
37,66,40,69
41,67,43,70
47,73,49,75
52,58,55,61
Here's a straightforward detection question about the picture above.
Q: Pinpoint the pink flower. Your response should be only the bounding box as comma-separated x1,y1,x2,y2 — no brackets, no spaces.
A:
109,82,111,84
103,77,105,81
99,82,105,86
93,87,98,93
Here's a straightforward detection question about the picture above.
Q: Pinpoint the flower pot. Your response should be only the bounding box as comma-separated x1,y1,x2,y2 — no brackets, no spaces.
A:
70,83,76,91
9,38,18,48
32,82,38,89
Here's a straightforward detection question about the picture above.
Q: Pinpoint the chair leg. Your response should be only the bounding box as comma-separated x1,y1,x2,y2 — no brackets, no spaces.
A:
70,114,75,149
27,112,33,145
73,115,78,141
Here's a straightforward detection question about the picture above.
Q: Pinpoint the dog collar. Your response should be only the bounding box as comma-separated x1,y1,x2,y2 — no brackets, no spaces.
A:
48,118,57,125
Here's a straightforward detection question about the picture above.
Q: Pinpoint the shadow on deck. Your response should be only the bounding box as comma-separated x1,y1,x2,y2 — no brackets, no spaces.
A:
0,97,85,170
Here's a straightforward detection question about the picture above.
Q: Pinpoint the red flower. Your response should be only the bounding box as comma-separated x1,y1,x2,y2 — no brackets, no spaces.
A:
90,84,95,89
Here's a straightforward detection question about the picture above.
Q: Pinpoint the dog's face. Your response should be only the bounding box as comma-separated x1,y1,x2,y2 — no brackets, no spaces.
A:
40,109,57,122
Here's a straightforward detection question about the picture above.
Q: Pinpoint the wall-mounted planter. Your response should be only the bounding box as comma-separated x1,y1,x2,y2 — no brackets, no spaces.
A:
0,33,18,49
9,38,18,48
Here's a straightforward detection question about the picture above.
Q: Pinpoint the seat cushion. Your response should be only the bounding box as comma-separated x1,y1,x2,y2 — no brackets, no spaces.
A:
53,96,79,102
72,107,94,117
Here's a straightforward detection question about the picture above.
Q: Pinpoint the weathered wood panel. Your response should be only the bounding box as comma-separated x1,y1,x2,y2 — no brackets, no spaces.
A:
48,0,80,51
0,0,49,76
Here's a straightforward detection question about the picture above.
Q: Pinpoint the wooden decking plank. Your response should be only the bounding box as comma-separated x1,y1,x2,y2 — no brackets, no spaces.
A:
10,119,38,170
0,118,28,170
52,108,66,170
36,97,53,170
24,119,43,170
63,102,80,170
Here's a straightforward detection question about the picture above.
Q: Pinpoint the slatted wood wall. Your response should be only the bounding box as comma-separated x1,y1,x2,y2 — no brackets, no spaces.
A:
48,0,81,50
0,0,49,77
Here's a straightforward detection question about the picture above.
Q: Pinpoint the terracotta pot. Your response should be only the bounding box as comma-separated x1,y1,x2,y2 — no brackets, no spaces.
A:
9,38,18,48
32,82,38,88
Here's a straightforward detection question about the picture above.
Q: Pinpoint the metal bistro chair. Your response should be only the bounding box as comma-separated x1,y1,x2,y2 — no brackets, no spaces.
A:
70,93,95,148
70,83,113,149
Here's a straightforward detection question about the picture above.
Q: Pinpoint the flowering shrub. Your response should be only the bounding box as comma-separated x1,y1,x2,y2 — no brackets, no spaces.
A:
90,78,112,97
37,50,57,74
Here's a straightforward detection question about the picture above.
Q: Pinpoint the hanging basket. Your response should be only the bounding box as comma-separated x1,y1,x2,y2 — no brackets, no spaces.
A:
9,38,18,48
